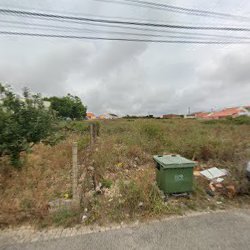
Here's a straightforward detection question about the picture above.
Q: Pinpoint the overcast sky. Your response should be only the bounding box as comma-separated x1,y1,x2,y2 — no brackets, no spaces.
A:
0,0,250,116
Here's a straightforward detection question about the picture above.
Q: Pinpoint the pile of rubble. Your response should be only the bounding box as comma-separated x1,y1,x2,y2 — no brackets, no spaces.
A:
194,166,237,198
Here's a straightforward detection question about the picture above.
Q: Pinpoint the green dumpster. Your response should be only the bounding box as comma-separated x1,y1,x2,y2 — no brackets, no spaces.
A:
153,154,196,194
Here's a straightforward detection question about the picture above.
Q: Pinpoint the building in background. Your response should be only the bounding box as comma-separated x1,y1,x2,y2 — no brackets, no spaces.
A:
98,113,119,119
184,106,250,119
207,107,250,119
184,113,196,119
86,112,96,120
193,112,210,119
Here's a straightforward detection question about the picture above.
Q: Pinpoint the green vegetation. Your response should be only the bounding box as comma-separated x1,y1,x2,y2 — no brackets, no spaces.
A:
101,178,113,189
45,94,87,120
51,208,80,227
0,116,249,228
0,84,55,167
203,115,250,125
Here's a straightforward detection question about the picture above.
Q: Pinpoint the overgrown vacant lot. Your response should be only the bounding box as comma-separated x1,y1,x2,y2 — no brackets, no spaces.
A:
1,118,250,228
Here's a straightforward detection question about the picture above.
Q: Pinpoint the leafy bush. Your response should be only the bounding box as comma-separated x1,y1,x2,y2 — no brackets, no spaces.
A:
62,121,89,133
46,94,87,120
0,84,56,167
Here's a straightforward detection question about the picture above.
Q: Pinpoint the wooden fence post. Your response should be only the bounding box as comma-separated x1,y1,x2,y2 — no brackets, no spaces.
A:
72,142,79,205
96,123,100,137
90,123,94,145
93,123,97,142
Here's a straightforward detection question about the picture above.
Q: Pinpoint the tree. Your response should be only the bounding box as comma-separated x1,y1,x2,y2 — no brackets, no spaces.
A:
0,84,56,167
46,94,86,120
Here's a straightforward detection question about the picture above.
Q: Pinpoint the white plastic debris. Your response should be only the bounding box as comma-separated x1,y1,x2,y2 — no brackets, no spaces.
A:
138,202,144,207
213,177,224,183
82,215,88,222
200,167,228,181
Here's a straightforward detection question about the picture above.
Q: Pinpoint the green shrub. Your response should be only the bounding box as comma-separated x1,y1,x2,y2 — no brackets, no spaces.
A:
78,135,90,150
0,84,56,167
52,208,80,227
118,177,165,217
101,178,113,188
119,181,144,215
65,121,89,134
203,116,250,125
232,116,250,125
139,123,163,139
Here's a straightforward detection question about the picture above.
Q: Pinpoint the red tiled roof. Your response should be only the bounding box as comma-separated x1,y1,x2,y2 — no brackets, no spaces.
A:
195,112,210,118
208,107,243,119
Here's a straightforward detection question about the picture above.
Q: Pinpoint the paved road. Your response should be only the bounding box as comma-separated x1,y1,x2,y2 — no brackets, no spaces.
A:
1,209,250,250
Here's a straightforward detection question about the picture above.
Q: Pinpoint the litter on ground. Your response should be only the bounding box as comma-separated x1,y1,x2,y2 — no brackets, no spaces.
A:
194,166,237,198
200,167,228,181
213,177,224,183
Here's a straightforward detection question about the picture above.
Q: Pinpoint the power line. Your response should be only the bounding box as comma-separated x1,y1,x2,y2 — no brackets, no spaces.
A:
2,31,250,44
2,19,250,41
2,21,224,40
101,0,250,22
2,7,250,44
0,4,227,26
2,14,231,41
1,8,250,31
2,16,243,40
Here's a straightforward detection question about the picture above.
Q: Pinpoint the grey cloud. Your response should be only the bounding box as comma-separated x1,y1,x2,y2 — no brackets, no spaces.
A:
175,47,250,113
86,42,147,78
83,49,148,115
197,47,250,86
0,42,94,95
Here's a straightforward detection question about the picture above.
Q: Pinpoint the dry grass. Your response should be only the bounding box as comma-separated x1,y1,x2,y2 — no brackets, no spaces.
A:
0,118,250,228
82,118,250,225
0,133,79,227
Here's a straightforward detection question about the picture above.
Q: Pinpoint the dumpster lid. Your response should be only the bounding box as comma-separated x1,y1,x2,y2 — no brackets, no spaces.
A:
153,154,196,168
